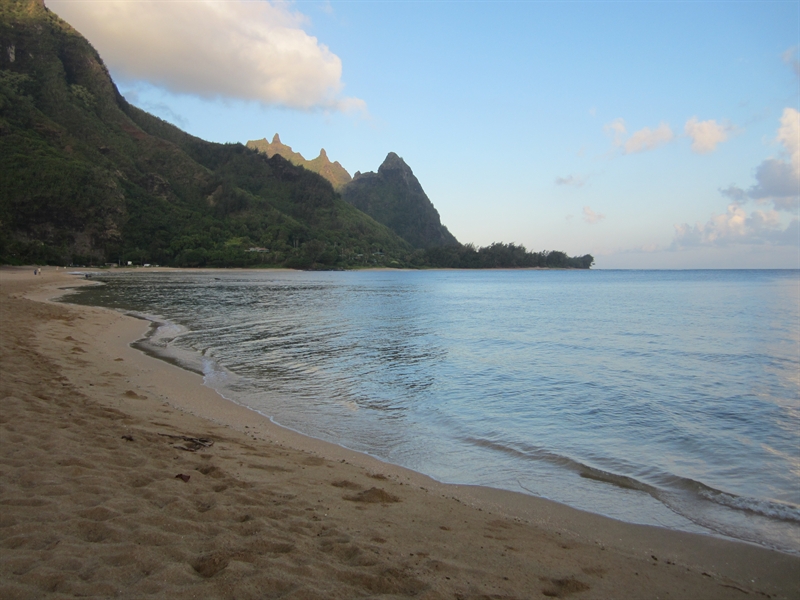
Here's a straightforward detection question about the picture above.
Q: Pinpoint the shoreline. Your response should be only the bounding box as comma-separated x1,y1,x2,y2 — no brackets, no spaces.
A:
1,265,797,599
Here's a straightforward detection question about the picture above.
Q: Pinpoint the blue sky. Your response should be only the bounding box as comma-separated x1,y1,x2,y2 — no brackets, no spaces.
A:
49,0,799,268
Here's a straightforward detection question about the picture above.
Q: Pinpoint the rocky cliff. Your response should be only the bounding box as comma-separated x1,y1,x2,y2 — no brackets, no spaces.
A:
342,153,459,249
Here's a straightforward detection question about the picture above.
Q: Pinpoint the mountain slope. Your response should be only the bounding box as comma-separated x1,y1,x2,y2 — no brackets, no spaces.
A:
247,134,352,191
0,0,409,268
341,152,459,249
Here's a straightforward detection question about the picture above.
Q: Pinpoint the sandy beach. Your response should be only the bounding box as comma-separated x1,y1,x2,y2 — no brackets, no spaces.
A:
0,266,797,599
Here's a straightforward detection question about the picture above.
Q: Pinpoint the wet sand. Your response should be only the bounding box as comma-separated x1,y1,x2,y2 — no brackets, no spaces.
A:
1,266,797,599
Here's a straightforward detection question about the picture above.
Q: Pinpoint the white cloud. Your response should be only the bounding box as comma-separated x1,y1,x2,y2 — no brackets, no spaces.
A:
720,108,799,212
679,108,799,254
122,85,189,127
582,206,605,224
623,122,673,154
684,117,729,154
776,107,800,176
604,118,673,154
555,174,588,187
47,0,364,112
605,117,734,155
672,204,798,248
719,184,747,203
783,46,800,79
603,118,627,147
748,159,799,210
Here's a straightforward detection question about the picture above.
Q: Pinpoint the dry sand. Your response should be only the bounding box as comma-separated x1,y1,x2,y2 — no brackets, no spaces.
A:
1,266,797,599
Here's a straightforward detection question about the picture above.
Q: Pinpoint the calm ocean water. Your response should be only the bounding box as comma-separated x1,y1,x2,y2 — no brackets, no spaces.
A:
65,269,800,554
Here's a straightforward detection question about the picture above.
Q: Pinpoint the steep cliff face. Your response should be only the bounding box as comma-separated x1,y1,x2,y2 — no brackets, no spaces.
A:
247,135,352,191
0,0,131,262
342,153,459,249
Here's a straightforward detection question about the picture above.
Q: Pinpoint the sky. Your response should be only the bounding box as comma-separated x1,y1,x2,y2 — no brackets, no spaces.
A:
47,0,800,268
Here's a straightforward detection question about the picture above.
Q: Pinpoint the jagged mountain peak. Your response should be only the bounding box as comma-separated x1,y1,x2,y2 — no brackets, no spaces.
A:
379,152,406,171
342,153,458,249
247,135,350,190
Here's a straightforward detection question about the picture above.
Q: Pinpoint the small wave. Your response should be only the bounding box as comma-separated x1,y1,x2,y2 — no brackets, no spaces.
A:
127,314,206,377
201,356,231,385
464,435,659,496
698,488,800,524
463,434,800,530
578,468,649,492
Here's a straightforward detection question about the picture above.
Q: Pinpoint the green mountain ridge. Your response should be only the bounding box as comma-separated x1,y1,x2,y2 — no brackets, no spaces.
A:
0,0,410,268
342,152,459,249
247,138,460,251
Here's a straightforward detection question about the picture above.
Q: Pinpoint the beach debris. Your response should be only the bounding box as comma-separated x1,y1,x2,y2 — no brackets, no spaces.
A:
175,474,191,482
159,433,214,452
343,487,401,504
331,480,362,490
121,435,134,441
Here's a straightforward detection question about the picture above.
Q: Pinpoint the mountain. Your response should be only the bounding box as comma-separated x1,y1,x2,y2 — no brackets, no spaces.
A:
246,134,305,167
247,134,352,191
0,0,592,270
341,152,459,249
0,0,410,268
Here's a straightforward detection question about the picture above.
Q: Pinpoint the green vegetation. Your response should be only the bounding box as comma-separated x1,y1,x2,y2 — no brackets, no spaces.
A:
0,0,409,269
412,243,594,269
341,153,460,249
0,0,592,270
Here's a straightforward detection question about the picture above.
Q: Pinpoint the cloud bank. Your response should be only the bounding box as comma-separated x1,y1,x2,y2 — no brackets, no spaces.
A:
674,109,799,249
672,205,798,248
720,108,799,212
47,0,365,112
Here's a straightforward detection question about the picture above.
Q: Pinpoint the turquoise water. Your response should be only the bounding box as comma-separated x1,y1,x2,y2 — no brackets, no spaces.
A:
65,269,800,553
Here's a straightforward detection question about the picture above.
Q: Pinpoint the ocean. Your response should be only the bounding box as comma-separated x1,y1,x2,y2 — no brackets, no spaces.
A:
64,269,800,554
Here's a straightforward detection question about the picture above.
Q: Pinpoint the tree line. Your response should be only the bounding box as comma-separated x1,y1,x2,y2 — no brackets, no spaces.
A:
410,243,594,269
